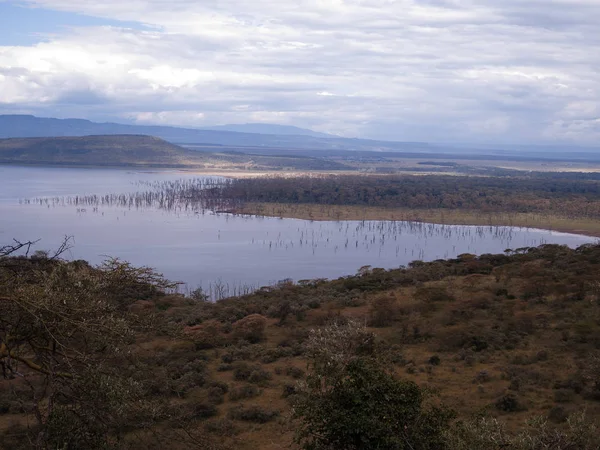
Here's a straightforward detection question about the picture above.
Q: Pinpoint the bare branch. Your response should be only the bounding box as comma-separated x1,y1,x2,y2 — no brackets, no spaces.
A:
0,239,40,258
48,235,74,260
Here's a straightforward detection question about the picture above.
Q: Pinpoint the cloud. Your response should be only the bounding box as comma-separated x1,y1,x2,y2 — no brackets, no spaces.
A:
0,0,599,143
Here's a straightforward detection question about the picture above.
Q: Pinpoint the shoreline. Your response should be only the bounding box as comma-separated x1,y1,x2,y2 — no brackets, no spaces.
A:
0,162,354,179
3,163,600,238
233,202,600,238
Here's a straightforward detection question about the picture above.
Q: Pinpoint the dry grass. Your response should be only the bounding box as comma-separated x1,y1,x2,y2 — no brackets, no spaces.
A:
236,202,600,237
4,245,600,449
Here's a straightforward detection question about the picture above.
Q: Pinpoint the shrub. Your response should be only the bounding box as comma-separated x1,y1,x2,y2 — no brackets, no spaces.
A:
282,383,297,398
232,362,271,384
204,418,238,436
207,380,229,394
428,355,441,366
368,294,399,327
261,346,295,363
474,370,491,384
285,366,305,379
554,388,575,403
232,362,253,381
229,385,261,401
228,405,279,423
205,387,225,405
221,343,262,363
232,314,267,343
184,320,224,350
495,393,526,412
171,359,207,395
248,368,272,384
294,357,454,450
548,405,569,423
191,402,218,420
414,286,455,303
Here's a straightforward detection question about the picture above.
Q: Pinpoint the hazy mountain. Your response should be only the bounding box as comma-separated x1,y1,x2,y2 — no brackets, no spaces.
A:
0,115,596,159
0,115,435,152
0,134,349,170
202,123,335,138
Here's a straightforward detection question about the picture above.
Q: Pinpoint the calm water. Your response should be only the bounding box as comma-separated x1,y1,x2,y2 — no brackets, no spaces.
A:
1,165,596,296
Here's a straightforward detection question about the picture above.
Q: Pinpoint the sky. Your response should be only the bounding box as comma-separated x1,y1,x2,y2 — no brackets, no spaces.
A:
0,0,599,144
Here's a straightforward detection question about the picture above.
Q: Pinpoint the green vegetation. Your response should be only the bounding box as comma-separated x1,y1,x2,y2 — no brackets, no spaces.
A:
3,240,600,449
211,173,600,235
293,321,454,449
219,174,600,217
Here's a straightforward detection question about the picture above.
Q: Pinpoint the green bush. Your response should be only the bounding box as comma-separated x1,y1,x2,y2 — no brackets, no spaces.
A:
294,358,454,450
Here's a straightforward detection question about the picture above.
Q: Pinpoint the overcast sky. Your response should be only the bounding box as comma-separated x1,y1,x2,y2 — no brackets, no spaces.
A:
0,0,599,144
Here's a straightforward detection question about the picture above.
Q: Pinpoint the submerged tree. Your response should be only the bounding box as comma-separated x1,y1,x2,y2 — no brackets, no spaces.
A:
292,320,454,450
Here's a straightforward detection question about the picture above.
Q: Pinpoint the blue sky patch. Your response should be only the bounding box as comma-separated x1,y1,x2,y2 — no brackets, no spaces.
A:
0,2,146,46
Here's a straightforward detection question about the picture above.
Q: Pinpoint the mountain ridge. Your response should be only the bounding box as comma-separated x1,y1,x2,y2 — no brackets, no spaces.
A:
202,123,335,138
0,114,435,152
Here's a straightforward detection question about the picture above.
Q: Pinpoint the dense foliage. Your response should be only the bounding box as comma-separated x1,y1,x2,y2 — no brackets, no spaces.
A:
215,174,600,218
293,322,454,450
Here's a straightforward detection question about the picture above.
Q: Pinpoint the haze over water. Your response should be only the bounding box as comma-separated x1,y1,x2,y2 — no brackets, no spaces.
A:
1,166,595,296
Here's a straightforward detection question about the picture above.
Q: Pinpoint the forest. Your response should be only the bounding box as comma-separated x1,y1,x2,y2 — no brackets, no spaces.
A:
43,172,600,220
213,174,600,218
2,239,600,449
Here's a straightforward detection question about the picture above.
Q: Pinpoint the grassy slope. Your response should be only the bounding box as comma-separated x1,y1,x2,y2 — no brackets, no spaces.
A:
138,245,600,447
3,245,600,449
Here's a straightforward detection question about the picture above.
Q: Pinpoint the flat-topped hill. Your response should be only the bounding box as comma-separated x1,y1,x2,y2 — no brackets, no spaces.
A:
0,135,201,167
0,135,348,170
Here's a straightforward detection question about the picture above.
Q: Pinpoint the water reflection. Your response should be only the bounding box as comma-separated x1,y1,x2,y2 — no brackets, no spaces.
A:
2,169,596,298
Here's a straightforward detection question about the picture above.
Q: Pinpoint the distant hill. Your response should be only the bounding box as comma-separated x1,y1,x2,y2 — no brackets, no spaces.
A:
0,134,349,171
0,115,436,153
0,135,202,167
202,123,335,138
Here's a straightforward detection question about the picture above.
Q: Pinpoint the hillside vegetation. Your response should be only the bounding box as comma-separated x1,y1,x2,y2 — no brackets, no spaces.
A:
2,241,600,449
0,135,348,171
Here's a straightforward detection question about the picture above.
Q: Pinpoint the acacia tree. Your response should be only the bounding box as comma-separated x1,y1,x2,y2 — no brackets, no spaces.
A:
0,243,181,449
292,320,454,450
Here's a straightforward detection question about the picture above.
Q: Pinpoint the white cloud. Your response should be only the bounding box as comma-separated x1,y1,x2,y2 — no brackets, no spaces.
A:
0,0,599,143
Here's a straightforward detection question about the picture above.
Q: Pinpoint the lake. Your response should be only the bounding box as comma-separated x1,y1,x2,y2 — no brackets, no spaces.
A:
1,165,596,297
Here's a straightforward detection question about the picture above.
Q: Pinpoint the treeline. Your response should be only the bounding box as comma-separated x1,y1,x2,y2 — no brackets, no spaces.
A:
214,174,600,218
